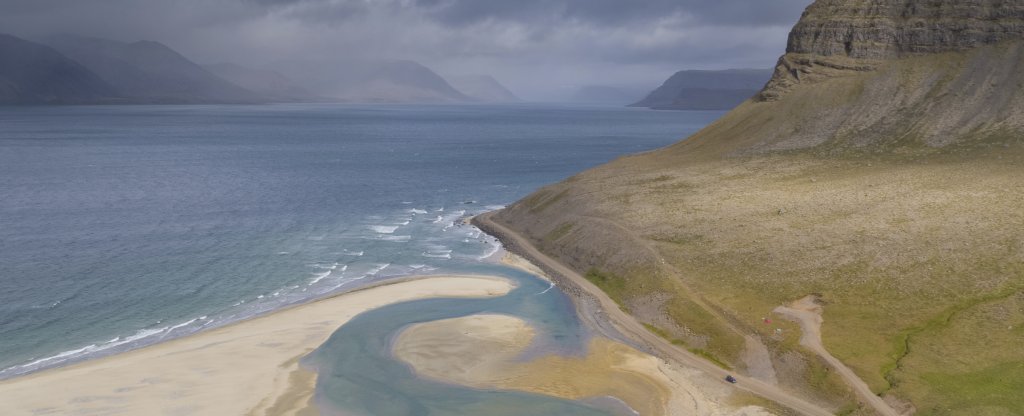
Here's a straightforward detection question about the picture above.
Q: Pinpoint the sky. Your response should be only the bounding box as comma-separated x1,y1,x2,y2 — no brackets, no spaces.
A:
0,0,814,100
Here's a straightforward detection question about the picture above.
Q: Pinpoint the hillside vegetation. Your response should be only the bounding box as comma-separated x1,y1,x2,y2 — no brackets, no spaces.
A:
493,1,1024,414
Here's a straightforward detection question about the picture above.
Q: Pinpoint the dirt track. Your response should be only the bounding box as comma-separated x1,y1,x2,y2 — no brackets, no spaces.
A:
775,297,901,416
475,212,835,416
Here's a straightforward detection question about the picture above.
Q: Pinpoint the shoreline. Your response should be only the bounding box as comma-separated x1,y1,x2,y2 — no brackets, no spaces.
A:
472,211,834,416
0,270,489,381
0,275,513,416
393,313,673,416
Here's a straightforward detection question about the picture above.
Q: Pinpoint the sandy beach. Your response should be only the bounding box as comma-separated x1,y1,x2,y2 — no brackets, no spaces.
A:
393,313,777,416
0,275,513,416
393,313,672,415
384,251,779,416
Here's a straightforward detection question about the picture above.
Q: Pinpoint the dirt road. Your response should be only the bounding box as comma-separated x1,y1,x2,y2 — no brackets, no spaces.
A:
775,298,901,416
475,212,835,416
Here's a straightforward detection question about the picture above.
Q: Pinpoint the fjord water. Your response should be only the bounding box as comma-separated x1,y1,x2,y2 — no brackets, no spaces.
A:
0,103,723,380
308,266,618,415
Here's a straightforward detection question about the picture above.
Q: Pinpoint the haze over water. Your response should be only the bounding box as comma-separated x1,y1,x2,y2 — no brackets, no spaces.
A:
0,103,722,379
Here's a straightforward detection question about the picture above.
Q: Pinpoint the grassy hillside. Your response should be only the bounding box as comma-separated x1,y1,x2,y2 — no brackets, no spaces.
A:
496,143,1024,414
493,21,1024,416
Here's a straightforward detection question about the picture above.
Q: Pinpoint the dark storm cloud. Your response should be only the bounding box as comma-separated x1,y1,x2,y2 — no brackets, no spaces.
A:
0,0,814,100
411,0,811,27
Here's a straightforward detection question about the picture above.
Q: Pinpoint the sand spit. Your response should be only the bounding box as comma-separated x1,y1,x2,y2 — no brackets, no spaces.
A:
394,314,772,416
0,276,513,416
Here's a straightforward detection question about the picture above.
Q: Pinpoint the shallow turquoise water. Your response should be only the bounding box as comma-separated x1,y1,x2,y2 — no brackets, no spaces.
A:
308,265,614,415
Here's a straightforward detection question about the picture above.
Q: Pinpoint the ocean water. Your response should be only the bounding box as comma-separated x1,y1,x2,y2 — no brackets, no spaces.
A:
0,103,723,380
309,266,615,415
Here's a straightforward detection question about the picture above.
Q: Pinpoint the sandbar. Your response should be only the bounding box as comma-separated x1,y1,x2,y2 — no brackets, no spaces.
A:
393,313,770,416
0,275,513,416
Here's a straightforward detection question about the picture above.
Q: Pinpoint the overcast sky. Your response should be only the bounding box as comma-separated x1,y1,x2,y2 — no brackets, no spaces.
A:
0,0,814,100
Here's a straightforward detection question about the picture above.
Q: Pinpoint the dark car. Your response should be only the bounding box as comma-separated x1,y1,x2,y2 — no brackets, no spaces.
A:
725,375,738,384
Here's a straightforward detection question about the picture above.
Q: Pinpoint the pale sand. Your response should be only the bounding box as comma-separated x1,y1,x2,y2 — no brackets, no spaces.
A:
394,314,769,416
0,275,513,416
498,251,550,280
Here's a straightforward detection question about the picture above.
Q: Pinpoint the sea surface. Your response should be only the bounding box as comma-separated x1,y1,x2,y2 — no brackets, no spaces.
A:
309,266,620,415
0,103,722,383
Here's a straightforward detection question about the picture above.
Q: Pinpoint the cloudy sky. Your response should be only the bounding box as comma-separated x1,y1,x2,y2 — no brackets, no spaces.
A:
0,0,814,100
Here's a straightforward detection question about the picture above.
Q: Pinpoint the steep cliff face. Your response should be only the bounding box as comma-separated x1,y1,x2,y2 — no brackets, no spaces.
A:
788,0,1024,58
493,1,1024,414
684,0,1024,153
760,0,1024,104
715,41,1024,152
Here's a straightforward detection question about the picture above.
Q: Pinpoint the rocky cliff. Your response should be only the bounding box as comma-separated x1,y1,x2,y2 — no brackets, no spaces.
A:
788,0,1024,59
491,1,1024,414
680,0,1024,153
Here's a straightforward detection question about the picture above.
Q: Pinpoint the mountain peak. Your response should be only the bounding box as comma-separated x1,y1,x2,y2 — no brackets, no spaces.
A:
760,0,1024,102
43,34,261,104
666,0,1024,155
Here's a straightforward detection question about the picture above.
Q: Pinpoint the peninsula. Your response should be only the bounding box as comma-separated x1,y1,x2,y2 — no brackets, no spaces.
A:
479,0,1024,414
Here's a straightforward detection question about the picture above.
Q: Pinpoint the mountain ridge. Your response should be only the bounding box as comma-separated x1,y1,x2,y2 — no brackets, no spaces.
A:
630,69,772,111
270,59,471,103
0,33,118,104
491,1,1024,414
43,34,263,104
448,75,520,102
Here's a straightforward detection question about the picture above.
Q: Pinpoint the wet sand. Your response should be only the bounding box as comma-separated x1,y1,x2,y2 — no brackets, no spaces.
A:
0,276,513,416
393,313,671,415
393,313,779,416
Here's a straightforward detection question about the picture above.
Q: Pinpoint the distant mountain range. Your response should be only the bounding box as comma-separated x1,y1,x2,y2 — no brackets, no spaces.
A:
203,62,320,102
43,35,262,104
0,32,767,109
0,34,118,104
630,69,772,110
0,33,522,106
448,75,520,102
268,59,474,104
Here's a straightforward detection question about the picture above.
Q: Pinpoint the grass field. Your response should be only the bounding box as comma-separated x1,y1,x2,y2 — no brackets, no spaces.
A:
496,144,1024,414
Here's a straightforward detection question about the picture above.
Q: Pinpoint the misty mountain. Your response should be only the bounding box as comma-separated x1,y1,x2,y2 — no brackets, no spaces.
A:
272,59,470,103
203,63,318,102
448,75,520,102
0,33,118,104
569,85,643,105
631,69,772,110
43,35,262,104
